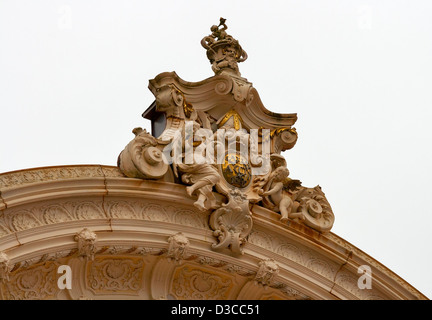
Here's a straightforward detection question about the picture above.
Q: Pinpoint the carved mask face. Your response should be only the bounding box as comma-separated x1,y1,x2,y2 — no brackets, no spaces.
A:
225,48,235,57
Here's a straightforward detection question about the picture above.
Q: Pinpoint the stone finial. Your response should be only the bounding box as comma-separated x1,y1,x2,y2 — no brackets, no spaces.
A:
255,259,279,287
167,232,190,263
74,228,97,261
0,251,11,283
201,18,248,76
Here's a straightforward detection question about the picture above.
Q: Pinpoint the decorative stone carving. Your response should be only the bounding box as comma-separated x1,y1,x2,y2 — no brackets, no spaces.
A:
151,84,193,141
74,228,97,261
87,257,145,294
2,262,59,300
209,190,252,255
292,186,335,232
0,221,10,238
75,202,105,220
259,157,335,232
13,249,75,272
201,18,248,77
259,166,304,223
167,232,190,263
271,127,298,153
113,17,337,259
0,252,11,283
177,162,220,212
118,128,170,180
171,265,235,300
43,205,74,224
248,227,341,283
11,210,42,232
0,165,127,191
272,282,311,300
255,259,279,287
108,201,138,219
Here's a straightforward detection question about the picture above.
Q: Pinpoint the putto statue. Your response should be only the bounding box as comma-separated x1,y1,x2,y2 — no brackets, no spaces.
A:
201,17,248,76
118,18,335,255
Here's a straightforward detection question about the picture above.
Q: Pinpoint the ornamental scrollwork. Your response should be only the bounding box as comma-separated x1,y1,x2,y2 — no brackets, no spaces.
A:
209,190,252,255
116,18,336,255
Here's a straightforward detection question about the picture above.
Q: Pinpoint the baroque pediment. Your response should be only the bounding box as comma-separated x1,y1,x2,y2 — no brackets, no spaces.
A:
147,71,297,132
117,18,335,256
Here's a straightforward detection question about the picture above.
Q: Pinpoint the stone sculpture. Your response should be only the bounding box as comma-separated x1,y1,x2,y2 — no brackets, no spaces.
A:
74,228,97,261
255,259,279,287
167,232,190,263
259,166,304,223
201,17,248,76
118,18,335,255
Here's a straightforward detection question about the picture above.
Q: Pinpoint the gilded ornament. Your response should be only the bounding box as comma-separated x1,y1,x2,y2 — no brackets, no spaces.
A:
221,153,251,188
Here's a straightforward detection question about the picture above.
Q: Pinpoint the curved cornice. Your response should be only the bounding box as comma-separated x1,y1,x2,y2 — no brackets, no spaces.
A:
0,165,427,300
148,72,297,130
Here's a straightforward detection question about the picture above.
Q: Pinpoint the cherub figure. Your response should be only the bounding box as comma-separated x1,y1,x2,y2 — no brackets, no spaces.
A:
213,46,240,75
175,119,220,212
178,163,220,211
259,166,304,223
210,17,228,41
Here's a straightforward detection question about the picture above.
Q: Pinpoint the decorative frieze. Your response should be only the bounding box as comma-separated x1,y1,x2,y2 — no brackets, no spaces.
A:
87,257,145,294
0,165,117,190
171,265,235,300
0,198,209,240
1,262,59,300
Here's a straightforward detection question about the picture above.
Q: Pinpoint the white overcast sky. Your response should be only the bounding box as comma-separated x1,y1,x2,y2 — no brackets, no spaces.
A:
0,0,431,299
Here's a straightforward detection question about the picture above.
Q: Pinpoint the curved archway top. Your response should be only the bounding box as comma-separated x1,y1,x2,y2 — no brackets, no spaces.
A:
0,165,427,300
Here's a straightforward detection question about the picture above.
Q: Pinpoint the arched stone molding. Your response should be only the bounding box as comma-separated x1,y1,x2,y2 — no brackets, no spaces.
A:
0,165,427,300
